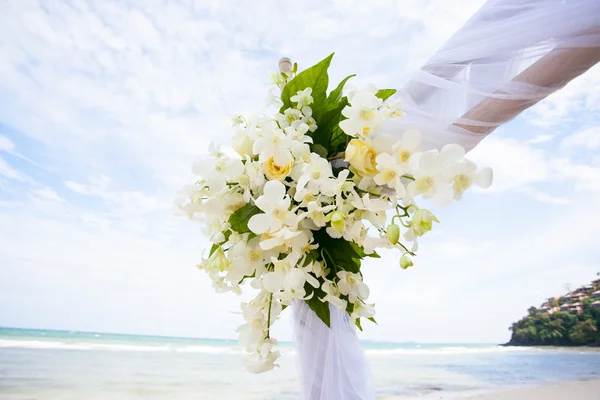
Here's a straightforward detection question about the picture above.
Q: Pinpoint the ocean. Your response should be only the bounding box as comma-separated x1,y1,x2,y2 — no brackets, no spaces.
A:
1,327,599,399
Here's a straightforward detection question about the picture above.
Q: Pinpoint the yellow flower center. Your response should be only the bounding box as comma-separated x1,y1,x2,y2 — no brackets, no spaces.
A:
453,174,471,193
398,150,410,163
239,175,250,186
416,176,434,193
249,251,262,262
384,170,397,181
359,108,375,121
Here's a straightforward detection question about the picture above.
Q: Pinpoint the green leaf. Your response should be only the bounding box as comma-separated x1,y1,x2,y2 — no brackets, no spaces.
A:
209,243,219,257
368,317,377,325
280,53,334,112
350,242,380,259
305,289,331,328
326,74,355,105
312,99,348,149
355,318,363,331
375,89,396,101
302,250,320,267
311,144,328,159
229,204,261,234
314,229,362,274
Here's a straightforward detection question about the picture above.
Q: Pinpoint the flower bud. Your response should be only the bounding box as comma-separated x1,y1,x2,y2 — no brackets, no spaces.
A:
206,247,229,272
386,224,400,244
330,211,345,234
411,209,439,237
400,255,413,270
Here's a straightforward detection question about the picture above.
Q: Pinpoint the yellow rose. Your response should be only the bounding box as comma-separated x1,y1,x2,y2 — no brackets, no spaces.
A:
344,139,378,177
263,157,293,181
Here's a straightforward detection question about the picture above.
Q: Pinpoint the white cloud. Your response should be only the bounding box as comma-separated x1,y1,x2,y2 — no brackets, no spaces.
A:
0,156,29,182
562,126,600,150
0,135,15,152
528,134,555,144
469,135,600,195
0,0,599,345
28,187,65,203
527,64,600,128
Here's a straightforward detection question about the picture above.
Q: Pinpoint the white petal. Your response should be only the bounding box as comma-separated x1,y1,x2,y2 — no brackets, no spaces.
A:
357,283,370,300
273,150,292,167
402,129,421,150
248,213,271,234
263,180,285,202
439,144,465,166
373,173,387,186
474,167,493,189
376,153,396,170
260,237,283,250
283,269,306,291
417,150,439,173
262,272,284,293
433,185,454,206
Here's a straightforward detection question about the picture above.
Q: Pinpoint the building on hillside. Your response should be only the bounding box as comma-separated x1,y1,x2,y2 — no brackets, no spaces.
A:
593,291,600,299
570,293,588,302
592,301,600,309
592,278,600,286
570,303,584,313
581,285,595,294
540,306,560,314
559,303,583,314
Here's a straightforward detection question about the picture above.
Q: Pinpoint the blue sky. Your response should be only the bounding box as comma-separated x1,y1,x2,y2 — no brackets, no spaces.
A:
1,0,599,344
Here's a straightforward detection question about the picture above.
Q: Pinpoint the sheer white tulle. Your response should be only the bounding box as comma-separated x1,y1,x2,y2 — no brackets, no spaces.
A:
381,0,600,151
291,301,374,400
292,1,600,399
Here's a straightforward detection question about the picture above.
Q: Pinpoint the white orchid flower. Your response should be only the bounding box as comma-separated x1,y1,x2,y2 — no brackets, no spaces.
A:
248,181,297,234
276,108,304,128
448,159,493,200
339,90,384,138
302,201,336,228
253,126,294,167
374,153,407,196
295,154,334,198
320,280,347,310
337,271,370,304
261,253,301,293
350,193,389,212
290,88,314,108
407,149,454,206
392,129,421,165
284,123,312,144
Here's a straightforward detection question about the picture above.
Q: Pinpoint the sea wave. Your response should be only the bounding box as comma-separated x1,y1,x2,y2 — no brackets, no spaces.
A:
0,339,241,354
0,339,537,356
364,345,535,356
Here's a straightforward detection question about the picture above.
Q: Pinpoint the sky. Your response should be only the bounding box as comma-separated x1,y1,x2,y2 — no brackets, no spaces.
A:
1,0,599,344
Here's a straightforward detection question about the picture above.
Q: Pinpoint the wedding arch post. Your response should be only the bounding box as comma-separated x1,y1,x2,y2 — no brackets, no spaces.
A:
279,57,292,74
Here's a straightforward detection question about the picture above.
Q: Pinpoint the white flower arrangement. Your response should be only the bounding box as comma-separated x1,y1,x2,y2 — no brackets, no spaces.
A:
177,54,493,373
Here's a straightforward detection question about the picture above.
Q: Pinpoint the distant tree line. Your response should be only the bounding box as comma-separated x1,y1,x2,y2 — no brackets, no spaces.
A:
508,307,600,346
508,277,600,346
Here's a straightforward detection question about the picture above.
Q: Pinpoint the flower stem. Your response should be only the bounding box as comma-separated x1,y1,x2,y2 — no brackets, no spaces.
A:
266,293,273,338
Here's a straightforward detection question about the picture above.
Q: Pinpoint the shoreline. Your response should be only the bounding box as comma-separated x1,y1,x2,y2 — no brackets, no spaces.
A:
502,344,600,351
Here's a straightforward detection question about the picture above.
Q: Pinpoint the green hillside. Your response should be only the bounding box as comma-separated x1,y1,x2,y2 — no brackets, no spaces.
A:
508,277,600,346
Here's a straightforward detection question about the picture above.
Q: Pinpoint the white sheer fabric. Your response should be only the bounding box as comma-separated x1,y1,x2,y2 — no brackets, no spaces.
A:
292,1,600,399
381,0,600,151
291,301,374,400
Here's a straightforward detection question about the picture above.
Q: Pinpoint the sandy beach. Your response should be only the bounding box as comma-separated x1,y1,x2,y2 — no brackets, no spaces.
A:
468,379,600,400
382,379,600,400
